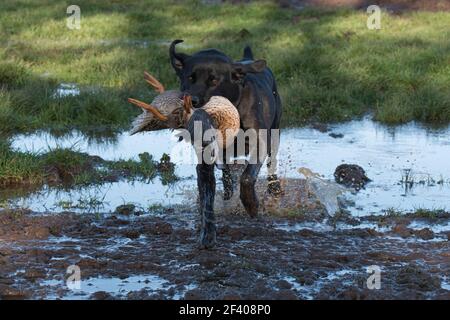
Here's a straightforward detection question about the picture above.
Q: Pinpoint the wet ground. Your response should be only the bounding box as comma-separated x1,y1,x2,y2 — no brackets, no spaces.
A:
1,118,449,300
0,203,449,300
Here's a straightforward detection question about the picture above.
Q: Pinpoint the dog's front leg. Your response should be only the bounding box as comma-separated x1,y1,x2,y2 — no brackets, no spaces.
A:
196,163,216,248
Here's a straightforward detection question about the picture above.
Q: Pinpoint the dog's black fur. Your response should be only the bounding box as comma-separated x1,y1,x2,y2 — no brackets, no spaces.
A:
170,40,282,248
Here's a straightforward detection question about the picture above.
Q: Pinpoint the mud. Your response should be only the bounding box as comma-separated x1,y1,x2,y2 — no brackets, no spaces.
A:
334,164,370,191
1,200,449,300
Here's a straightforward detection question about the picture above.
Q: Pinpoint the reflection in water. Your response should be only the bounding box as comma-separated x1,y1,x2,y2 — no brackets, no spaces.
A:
53,83,80,98
4,179,197,213
42,273,176,300
6,117,450,215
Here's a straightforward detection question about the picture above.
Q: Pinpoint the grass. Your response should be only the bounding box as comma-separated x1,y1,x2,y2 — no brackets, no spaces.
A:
0,139,42,186
382,207,448,219
109,152,157,180
400,169,449,188
54,195,106,212
0,0,449,136
0,140,175,188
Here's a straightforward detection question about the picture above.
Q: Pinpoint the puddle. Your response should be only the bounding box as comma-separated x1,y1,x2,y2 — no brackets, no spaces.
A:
53,83,80,98
277,118,450,216
284,269,357,300
6,117,450,215
96,39,195,49
5,39,195,50
274,222,391,232
442,277,450,291
274,222,334,232
10,130,196,176
42,274,172,300
2,179,196,213
407,220,450,233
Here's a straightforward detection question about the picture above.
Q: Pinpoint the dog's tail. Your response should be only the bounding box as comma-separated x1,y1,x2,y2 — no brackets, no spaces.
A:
243,45,254,61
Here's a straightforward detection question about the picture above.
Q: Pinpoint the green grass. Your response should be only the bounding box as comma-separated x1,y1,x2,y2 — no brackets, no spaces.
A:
0,139,42,186
0,0,450,136
108,152,157,180
382,207,448,219
0,140,173,188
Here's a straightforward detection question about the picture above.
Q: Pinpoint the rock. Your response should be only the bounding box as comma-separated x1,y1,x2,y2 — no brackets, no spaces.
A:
184,288,205,300
151,221,173,235
414,228,434,240
90,291,113,300
24,269,46,280
336,288,366,300
311,123,329,133
0,285,30,300
396,265,441,291
329,132,344,138
272,289,298,300
275,279,293,290
123,230,140,239
24,226,50,240
392,224,414,238
334,164,370,190
0,248,12,256
222,292,241,300
252,279,272,295
445,231,450,241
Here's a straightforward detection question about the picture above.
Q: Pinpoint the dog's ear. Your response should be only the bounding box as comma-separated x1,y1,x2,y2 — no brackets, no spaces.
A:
170,40,190,73
231,59,266,81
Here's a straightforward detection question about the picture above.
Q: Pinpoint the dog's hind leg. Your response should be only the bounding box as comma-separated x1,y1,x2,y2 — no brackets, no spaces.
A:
239,137,266,217
240,161,264,218
196,163,217,249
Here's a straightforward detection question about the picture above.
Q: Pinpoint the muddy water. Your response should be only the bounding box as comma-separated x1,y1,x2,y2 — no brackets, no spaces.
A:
8,117,450,215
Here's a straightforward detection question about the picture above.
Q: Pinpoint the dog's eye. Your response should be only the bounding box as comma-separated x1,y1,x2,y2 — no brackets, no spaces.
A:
188,74,195,82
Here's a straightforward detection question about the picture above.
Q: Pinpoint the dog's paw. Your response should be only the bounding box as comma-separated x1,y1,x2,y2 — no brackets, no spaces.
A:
267,175,282,197
242,203,258,218
199,226,217,249
239,194,258,218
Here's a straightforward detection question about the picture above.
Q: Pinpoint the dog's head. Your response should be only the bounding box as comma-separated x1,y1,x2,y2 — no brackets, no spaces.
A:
169,40,266,108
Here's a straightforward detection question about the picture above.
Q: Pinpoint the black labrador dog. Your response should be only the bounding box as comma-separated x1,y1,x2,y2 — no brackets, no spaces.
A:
170,40,282,248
